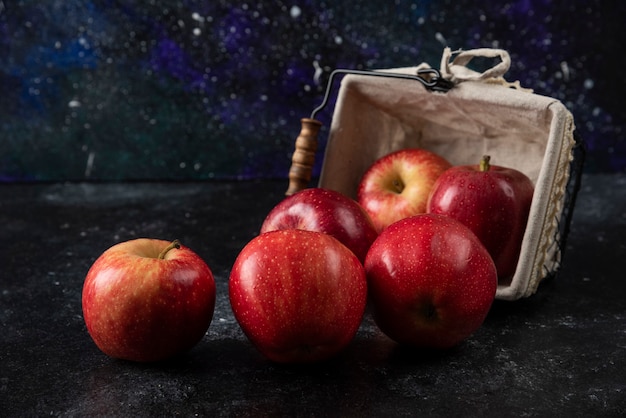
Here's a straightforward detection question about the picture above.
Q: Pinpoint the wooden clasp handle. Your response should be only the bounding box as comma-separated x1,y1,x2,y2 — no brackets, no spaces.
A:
285,118,323,196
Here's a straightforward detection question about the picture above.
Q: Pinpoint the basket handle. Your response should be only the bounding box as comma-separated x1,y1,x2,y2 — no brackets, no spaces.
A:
285,118,322,196
284,68,453,196
440,47,511,82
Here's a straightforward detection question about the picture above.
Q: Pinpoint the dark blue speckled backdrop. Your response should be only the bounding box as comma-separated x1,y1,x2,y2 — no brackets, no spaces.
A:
1,1,624,181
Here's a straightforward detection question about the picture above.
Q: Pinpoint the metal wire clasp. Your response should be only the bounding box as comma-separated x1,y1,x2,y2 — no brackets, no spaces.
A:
310,68,453,120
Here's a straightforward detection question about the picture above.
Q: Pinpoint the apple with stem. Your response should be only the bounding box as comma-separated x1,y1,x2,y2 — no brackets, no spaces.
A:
364,214,497,349
82,238,216,362
427,155,534,283
357,148,452,232
260,187,378,263
229,229,367,363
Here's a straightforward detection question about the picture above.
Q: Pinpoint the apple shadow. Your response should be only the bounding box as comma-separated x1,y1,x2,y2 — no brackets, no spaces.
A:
385,342,463,367
486,275,556,322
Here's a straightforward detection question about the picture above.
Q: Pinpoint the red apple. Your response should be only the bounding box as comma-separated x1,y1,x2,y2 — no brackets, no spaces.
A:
82,239,216,362
229,229,367,363
364,214,497,349
357,148,452,232
427,155,534,283
260,187,378,263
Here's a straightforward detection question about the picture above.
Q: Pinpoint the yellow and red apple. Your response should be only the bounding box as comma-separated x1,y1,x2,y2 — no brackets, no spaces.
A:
82,239,216,362
357,148,452,232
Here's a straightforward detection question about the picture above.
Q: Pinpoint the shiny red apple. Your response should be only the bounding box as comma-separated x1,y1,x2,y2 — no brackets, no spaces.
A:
229,229,367,363
260,187,378,262
427,155,534,283
365,214,497,349
357,148,452,232
82,238,216,362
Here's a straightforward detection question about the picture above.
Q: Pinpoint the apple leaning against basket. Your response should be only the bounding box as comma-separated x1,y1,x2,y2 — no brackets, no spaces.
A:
427,155,535,284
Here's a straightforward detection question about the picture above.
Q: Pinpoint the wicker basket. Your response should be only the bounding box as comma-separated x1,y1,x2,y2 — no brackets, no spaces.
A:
287,48,585,301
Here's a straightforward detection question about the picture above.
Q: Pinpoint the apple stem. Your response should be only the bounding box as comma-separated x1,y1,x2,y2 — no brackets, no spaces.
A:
425,305,438,320
392,179,404,193
479,155,491,172
158,239,181,259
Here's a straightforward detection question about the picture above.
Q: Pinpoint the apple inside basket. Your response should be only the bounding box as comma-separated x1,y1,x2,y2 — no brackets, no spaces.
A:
315,68,579,301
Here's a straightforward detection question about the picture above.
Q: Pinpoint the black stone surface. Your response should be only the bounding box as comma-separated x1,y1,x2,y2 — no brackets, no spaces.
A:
1,174,625,417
